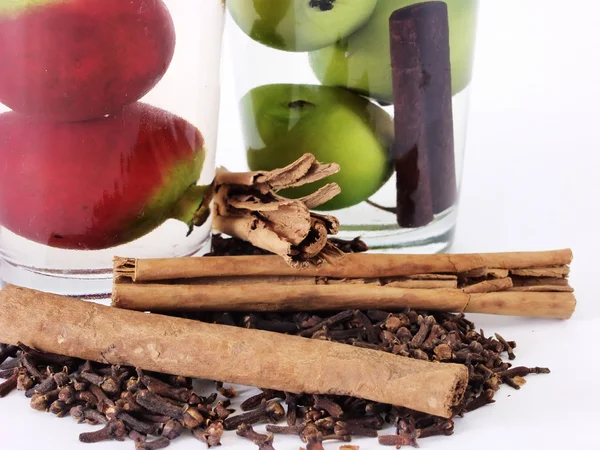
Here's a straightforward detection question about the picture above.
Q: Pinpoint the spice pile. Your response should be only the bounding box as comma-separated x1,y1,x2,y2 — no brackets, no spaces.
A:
0,237,551,449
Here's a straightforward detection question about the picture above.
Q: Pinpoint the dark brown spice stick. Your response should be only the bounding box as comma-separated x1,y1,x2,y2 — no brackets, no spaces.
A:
390,1,456,226
418,2,457,213
390,6,433,227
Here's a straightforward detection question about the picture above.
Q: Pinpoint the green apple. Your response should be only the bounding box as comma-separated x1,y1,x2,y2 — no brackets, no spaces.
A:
242,84,394,211
309,0,479,103
227,0,377,52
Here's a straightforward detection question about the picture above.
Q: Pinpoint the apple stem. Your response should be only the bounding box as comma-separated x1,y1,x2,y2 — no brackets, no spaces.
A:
366,199,396,214
169,182,214,235
288,100,315,109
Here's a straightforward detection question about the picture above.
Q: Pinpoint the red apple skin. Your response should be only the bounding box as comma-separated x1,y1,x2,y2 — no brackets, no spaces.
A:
0,0,176,121
0,103,206,250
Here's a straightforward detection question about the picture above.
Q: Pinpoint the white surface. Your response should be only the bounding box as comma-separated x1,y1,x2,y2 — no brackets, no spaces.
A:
2,0,600,449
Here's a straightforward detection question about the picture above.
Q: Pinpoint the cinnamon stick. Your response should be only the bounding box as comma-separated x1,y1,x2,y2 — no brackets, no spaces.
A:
114,249,573,282
463,278,513,294
111,283,576,320
211,154,344,266
390,5,433,227
390,2,456,227
0,285,468,418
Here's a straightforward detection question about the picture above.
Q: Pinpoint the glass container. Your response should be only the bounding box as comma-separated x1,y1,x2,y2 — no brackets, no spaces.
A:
0,0,226,297
225,0,479,252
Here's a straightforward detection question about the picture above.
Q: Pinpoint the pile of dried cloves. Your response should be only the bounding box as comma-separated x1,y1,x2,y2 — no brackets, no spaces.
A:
0,237,551,449
0,307,549,450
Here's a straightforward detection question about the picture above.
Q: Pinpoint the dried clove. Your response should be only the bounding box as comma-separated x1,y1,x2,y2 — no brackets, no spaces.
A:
378,432,419,447
214,401,235,420
464,389,495,412
0,345,18,366
135,436,171,450
299,310,355,337
218,384,237,399
70,405,108,425
236,423,274,446
417,419,454,438
106,406,163,436
0,354,22,371
285,392,299,425
497,366,550,378
137,369,192,402
80,370,105,387
135,390,185,420
89,384,114,413
354,311,378,344
344,415,385,430
0,369,18,398
302,423,325,450
334,421,378,438
192,421,224,447
266,424,303,435
79,419,127,443
49,400,70,417
244,313,299,334
162,419,183,440
30,389,59,412
224,400,284,430
182,405,205,429
17,343,75,367
313,395,344,419
22,355,45,381
25,375,56,398
495,333,516,360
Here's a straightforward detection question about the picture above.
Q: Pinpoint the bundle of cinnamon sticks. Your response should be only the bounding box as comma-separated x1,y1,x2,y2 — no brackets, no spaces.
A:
212,153,344,266
113,248,576,320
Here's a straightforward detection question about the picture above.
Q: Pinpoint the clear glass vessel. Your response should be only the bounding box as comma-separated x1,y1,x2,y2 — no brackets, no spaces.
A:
225,0,479,253
0,0,226,297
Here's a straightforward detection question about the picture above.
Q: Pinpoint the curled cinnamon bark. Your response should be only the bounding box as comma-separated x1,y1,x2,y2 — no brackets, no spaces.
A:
212,154,344,266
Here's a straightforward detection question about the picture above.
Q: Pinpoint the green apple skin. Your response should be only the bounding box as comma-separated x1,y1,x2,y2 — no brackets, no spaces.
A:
309,0,479,103
227,0,377,52
242,84,394,211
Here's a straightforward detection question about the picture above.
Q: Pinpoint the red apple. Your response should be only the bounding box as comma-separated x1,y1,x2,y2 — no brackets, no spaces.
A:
0,0,175,121
0,103,211,250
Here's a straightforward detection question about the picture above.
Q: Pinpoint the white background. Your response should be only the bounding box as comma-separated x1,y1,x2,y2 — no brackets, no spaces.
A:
2,0,600,448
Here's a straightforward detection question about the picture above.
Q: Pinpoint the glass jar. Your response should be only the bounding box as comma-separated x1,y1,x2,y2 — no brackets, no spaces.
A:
225,0,479,252
0,0,226,297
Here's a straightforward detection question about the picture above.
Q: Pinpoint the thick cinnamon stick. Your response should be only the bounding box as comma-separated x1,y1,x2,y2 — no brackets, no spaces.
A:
419,2,457,214
390,5,433,227
390,2,456,227
0,285,468,418
111,283,576,320
114,249,573,282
